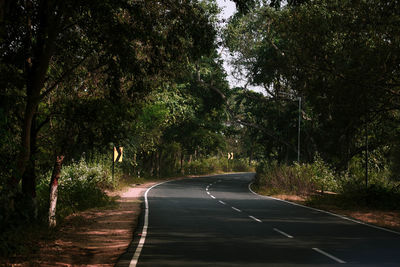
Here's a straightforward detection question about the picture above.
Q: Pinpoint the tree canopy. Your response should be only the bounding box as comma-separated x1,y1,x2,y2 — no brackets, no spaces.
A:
225,0,400,170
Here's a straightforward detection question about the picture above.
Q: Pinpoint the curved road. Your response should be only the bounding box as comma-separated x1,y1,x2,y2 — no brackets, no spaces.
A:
117,173,400,266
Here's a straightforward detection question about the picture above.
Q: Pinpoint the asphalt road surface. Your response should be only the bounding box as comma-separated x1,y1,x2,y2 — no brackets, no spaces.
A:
116,173,400,266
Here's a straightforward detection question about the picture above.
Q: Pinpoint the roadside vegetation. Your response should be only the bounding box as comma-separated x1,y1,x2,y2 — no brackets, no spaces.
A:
2,0,400,263
1,155,253,259
253,156,400,230
0,0,255,260
224,0,400,230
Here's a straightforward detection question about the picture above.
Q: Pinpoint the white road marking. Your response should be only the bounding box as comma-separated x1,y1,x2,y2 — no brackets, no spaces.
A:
273,228,293,238
249,215,262,223
210,195,216,199
219,200,226,205
129,181,170,267
248,182,400,236
232,207,242,212
207,191,210,195
130,174,234,266
312,248,346,264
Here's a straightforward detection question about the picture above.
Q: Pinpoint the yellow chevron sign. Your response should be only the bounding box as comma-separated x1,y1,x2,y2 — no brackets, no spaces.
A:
113,147,123,162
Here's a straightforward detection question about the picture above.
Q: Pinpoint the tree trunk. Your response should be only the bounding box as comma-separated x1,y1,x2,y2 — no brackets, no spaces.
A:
132,153,136,177
180,152,184,174
49,155,65,228
21,113,38,220
157,149,163,177
155,150,160,178
150,151,154,177
249,148,253,166
172,152,177,172
12,0,59,190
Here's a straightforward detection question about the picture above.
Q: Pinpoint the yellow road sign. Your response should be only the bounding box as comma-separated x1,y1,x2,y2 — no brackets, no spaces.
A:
114,147,123,162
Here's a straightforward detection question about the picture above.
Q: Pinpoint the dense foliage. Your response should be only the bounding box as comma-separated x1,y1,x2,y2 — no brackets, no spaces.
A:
0,0,252,234
2,0,400,258
225,0,400,177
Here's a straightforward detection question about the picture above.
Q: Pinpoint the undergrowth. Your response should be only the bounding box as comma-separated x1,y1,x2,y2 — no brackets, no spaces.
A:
0,158,116,259
254,156,400,211
1,155,253,259
184,157,254,175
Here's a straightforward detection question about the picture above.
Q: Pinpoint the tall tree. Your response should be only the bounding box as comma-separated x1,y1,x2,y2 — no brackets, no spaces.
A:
1,0,215,218
224,0,400,169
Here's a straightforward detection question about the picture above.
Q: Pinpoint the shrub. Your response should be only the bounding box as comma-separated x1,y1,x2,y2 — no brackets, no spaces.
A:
36,158,114,222
183,156,254,175
337,158,400,210
255,156,338,196
231,158,255,172
184,157,224,175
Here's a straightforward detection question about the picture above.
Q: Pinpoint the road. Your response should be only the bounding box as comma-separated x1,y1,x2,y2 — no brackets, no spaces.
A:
116,173,400,266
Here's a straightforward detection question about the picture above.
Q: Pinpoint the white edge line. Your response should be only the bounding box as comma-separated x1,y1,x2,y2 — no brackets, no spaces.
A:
129,181,170,267
273,228,293,238
232,207,242,212
210,195,216,199
219,200,226,205
248,182,400,236
249,215,262,223
313,248,346,264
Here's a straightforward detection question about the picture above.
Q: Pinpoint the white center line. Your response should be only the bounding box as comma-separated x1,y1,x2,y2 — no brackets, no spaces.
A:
312,248,346,264
231,207,242,212
219,200,226,205
210,195,216,199
207,191,210,195
248,215,262,223
273,228,293,238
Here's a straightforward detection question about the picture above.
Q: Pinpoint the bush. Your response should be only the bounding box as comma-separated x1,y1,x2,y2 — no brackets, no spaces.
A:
184,157,224,175
255,156,338,196
337,158,400,210
36,158,114,222
231,158,255,172
183,156,254,175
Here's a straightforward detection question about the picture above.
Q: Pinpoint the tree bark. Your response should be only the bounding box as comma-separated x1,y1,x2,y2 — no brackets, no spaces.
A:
132,153,137,176
150,151,154,177
157,149,163,178
21,114,38,220
180,152,184,174
155,150,160,178
249,148,253,166
49,155,65,228
13,0,60,190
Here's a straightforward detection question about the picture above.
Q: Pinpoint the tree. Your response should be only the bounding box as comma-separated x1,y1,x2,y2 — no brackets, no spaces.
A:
224,0,400,169
1,0,216,221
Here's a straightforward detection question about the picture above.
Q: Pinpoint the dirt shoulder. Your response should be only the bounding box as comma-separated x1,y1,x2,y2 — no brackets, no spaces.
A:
11,181,157,267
